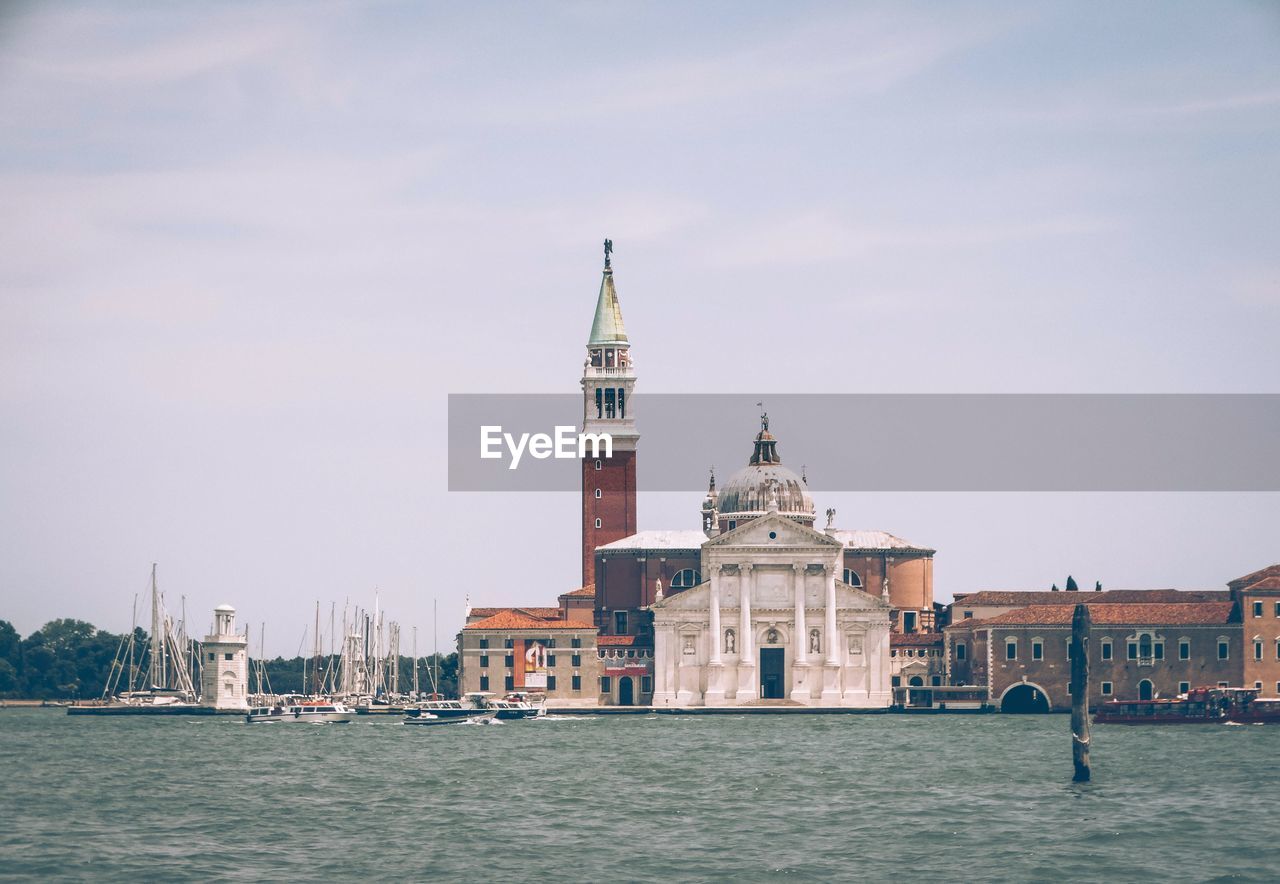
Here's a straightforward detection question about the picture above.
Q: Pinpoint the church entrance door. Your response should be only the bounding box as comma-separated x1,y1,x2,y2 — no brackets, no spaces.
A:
618,676,634,706
760,648,785,699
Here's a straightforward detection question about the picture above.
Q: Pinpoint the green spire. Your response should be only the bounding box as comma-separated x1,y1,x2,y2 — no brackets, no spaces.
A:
587,254,628,347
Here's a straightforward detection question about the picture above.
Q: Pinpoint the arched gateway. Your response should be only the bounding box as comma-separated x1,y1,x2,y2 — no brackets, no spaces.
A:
1000,682,1051,713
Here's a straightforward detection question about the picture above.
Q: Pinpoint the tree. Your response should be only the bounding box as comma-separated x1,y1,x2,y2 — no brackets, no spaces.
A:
1065,575,1079,592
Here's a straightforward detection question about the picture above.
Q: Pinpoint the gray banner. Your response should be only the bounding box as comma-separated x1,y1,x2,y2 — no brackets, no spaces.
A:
448,394,1280,492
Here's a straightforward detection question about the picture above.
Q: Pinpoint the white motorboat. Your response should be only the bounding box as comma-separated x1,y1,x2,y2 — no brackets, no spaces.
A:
402,710,496,726
245,702,355,724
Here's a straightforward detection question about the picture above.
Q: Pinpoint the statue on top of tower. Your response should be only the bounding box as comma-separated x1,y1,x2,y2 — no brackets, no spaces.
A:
604,238,613,269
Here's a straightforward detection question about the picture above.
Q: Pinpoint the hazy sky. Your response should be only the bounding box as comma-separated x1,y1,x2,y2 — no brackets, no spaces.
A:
2,2,1278,655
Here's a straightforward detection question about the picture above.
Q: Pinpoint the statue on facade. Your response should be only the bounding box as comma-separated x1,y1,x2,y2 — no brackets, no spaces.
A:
725,629,735,654
654,578,663,603
825,507,836,529
809,629,821,654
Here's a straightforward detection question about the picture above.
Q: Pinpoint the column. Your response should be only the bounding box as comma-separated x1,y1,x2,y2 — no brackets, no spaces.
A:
821,563,841,705
793,564,808,666
825,565,839,667
791,563,810,703
705,564,725,705
709,566,722,665
738,563,756,702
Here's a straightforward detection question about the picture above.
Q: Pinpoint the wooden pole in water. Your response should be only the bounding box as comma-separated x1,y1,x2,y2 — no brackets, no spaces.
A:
1070,603,1092,782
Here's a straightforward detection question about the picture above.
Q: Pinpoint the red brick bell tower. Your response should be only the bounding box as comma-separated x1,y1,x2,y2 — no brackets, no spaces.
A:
580,239,638,587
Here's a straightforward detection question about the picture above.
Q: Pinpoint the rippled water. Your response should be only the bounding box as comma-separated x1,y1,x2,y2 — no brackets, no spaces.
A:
2,709,1278,881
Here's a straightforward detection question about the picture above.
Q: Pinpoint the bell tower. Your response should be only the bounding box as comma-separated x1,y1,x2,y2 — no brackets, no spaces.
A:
581,239,638,587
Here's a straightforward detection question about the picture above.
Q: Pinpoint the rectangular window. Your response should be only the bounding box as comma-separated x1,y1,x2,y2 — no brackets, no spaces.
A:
1101,682,1113,695
504,638,513,649
224,652,233,661
479,638,489,649
1066,640,1072,660
956,643,967,661
963,611,973,619
479,675,489,691
1254,681,1263,691
614,611,628,634
571,654,581,667
1179,639,1190,660
1219,640,1230,660
1154,642,1164,661
547,675,557,691
545,638,556,649
1101,641,1113,661
600,676,611,693
1218,681,1229,688
479,655,489,668
1254,641,1263,661
1275,602,1280,618
504,655,514,668
1005,640,1017,661
641,675,652,694
1179,681,1190,694
504,675,514,691
547,654,557,667
902,612,917,633
1254,601,1264,618
208,652,215,661
571,637,582,649
931,676,942,687
1032,640,1043,661
891,675,901,687
571,674,581,691
1127,642,1138,661
1276,641,1280,661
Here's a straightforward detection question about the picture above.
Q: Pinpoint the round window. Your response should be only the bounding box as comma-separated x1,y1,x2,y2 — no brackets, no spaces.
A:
768,531,777,540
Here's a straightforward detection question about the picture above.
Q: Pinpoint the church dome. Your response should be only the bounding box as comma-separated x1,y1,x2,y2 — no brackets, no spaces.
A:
714,416,815,527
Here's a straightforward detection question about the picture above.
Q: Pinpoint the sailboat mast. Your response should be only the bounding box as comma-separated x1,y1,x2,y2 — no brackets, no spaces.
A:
413,626,419,696
433,598,439,698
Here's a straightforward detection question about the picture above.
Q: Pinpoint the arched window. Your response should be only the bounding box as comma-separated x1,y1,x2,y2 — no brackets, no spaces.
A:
594,460,602,471
594,518,602,529
1138,679,1154,701
671,569,700,588
843,569,862,587
594,488,602,499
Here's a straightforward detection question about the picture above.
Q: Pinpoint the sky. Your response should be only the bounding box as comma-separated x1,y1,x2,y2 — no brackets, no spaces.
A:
1,1,1278,655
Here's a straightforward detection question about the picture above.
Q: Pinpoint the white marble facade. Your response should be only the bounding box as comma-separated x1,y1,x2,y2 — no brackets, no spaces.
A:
650,512,892,708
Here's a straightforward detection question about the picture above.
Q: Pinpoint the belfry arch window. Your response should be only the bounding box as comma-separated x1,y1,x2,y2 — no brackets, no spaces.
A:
843,569,862,587
594,388,603,418
594,489,602,499
671,569,700,589
594,518,602,529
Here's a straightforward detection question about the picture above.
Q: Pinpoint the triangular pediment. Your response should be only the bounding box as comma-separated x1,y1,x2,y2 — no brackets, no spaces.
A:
705,512,842,550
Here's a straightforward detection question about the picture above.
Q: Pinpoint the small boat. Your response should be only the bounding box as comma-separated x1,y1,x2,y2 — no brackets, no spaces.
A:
403,710,496,726
405,699,492,722
245,702,356,724
1095,687,1280,725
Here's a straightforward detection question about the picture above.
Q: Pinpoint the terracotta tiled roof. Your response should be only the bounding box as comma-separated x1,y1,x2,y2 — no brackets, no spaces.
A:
891,632,944,647
950,589,1228,607
975,602,1235,628
1244,576,1280,591
597,634,641,647
560,585,596,599
468,606,562,621
1230,564,1280,589
464,610,585,631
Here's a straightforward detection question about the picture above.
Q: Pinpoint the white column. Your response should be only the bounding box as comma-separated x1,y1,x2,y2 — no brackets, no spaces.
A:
737,563,756,703
709,566,722,666
793,564,808,666
825,565,839,667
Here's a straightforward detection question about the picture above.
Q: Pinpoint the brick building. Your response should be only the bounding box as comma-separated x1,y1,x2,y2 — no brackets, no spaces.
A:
1230,565,1280,697
945,601,1242,712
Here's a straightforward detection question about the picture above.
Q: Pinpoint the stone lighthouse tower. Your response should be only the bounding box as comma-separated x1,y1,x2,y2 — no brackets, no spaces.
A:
580,239,639,587
201,604,249,711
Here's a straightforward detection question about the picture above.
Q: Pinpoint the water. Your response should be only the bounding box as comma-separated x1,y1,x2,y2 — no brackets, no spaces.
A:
2,709,1278,882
